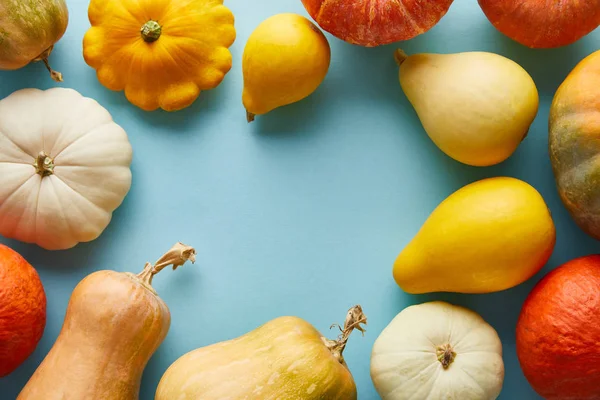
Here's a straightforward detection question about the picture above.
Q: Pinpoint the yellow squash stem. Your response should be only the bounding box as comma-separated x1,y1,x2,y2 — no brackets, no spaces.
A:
136,243,197,288
394,49,409,66
323,305,367,367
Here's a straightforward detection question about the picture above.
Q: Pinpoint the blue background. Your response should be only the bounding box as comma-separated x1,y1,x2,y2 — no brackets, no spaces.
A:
1,0,599,399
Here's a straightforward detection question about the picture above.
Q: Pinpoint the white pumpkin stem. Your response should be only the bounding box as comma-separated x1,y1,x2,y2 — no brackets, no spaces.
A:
137,243,197,286
323,305,367,367
394,49,408,66
34,152,55,177
436,343,457,369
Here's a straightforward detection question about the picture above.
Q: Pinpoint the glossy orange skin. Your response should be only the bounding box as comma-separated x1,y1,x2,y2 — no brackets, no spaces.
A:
478,0,600,48
0,244,46,377
301,0,454,47
516,256,600,399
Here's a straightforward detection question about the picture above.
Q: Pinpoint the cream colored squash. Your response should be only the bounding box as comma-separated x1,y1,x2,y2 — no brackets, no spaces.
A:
371,301,504,400
0,88,132,250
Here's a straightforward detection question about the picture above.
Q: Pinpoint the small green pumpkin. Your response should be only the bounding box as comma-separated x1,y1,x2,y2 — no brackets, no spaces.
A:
0,0,69,81
549,50,600,239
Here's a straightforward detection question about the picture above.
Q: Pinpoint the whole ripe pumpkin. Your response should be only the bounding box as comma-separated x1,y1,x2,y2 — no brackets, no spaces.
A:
0,244,46,377
18,243,196,400
0,0,68,81
478,0,600,48
155,306,367,400
549,50,600,239
301,0,454,47
83,0,236,112
516,255,600,400
0,88,133,250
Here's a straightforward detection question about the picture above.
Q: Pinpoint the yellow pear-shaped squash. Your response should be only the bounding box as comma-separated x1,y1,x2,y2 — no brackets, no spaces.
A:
155,306,366,400
83,0,236,112
394,177,555,294
242,13,330,122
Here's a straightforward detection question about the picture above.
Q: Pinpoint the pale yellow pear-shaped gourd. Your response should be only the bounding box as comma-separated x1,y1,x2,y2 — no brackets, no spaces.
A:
155,306,366,400
242,13,330,122
396,50,539,167
393,177,555,294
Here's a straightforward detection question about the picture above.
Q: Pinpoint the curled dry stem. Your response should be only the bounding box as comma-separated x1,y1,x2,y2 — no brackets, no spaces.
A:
137,242,197,287
33,46,63,82
323,305,367,367
42,58,63,82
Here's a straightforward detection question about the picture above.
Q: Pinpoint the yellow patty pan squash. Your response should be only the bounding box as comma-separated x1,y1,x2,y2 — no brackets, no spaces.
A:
83,0,236,112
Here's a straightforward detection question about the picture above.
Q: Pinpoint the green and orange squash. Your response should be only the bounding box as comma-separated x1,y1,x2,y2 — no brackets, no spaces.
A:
549,50,600,239
0,0,68,81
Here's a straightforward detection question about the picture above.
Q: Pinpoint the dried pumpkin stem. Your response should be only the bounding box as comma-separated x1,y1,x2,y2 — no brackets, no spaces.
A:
34,151,55,177
394,49,409,66
436,343,457,369
33,46,63,82
42,58,63,82
246,111,256,123
137,242,197,286
323,305,367,367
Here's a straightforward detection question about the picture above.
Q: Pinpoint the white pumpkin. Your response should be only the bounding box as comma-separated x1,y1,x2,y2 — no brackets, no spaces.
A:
371,301,504,400
0,88,132,250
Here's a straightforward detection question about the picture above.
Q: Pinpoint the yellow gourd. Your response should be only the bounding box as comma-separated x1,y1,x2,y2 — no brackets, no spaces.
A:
242,13,331,122
394,177,556,294
155,306,366,400
83,0,236,112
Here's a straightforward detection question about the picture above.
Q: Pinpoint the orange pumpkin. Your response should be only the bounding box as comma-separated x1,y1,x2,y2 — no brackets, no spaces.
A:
0,244,46,377
83,0,236,112
478,0,600,48
301,0,454,47
516,255,600,399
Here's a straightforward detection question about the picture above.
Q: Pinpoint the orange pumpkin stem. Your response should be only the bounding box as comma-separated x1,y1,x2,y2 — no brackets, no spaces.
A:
323,305,367,367
137,243,197,286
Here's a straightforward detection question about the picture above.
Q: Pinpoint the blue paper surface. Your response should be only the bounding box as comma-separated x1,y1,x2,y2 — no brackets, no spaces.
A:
1,1,599,399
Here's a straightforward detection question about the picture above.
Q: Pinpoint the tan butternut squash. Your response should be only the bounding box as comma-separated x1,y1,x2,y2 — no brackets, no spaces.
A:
18,243,196,400
155,306,367,400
